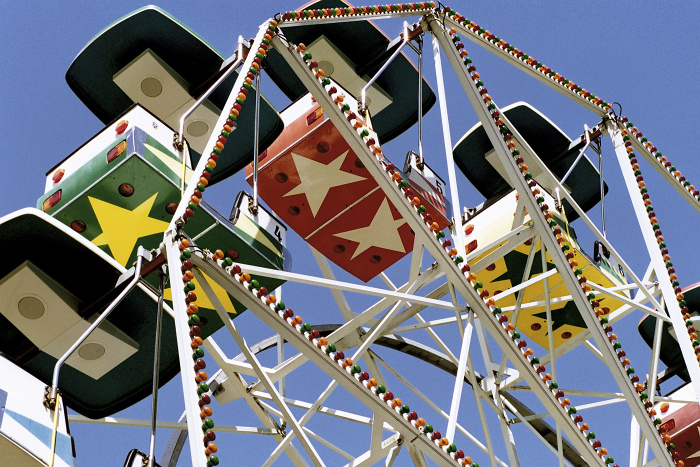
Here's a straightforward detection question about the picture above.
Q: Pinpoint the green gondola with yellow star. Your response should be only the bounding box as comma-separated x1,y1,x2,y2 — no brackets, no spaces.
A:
38,104,290,336
0,5,289,419
38,5,290,336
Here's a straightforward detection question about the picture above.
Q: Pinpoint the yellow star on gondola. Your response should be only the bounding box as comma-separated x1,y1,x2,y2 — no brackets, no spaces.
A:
89,193,169,266
164,272,239,315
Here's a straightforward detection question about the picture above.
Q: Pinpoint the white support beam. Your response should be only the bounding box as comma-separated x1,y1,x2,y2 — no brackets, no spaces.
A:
493,257,556,304
442,15,607,117
251,391,376,427
271,19,615,465
164,238,208,467
67,415,276,435
278,7,434,27
445,311,474,441
385,281,451,333
192,268,325,467
235,263,456,311
414,312,459,363
647,312,664,405
311,247,356,322
468,224,535,272
609,120,700,399
390,313,468,334
466,353,500,467
425,13,673,464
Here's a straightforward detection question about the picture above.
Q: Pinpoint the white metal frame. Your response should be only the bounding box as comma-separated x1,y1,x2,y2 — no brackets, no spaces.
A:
132,6,700,467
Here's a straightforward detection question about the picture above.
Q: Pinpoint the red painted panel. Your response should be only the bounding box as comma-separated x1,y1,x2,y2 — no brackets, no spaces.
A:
248,119,376,238
662,404,700,465
405,168,450,230
308,189,414,282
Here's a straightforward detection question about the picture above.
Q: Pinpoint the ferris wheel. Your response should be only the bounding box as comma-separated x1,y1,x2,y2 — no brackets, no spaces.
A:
1,2,698,467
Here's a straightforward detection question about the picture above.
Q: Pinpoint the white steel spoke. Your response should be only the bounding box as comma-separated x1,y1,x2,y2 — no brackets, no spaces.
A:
193,268,325,466
609,121,700,396
67,415,276,435
347,431,401,467
445,311,474,440
427,13,671,461
372,350,508,466
468,224,535,270
252,392,374,426
311,247,356,321
238,263,456,311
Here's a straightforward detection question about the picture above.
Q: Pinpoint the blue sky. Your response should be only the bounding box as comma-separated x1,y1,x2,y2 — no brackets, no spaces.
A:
1,2,699,466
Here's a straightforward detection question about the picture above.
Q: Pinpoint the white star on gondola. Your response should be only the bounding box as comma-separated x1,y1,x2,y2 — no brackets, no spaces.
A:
334,198,407,259
283,150,366,217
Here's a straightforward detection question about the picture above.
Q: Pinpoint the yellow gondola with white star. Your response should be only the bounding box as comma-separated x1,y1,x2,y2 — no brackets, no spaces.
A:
461,186,629,349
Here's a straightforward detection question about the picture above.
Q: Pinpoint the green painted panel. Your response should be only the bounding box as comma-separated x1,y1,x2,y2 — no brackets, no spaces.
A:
66,6,284,185
43,144,288,340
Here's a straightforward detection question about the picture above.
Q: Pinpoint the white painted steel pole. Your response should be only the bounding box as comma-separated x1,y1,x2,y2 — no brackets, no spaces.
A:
164,238,208,467
609,119,700,399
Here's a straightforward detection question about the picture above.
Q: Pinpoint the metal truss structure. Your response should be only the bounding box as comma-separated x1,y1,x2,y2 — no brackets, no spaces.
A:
66,5,698,467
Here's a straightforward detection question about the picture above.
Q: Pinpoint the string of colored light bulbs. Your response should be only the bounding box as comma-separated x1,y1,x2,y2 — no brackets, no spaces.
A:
442,19,685,464
439,7,610,114
174,19,281,467
280,1,436,21
282,4,624,464
619,118,700,206
287,28,611,463
619,119,697,461
279,3,610,113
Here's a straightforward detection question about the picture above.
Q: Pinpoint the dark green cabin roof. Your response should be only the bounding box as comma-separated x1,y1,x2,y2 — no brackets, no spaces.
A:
638,283,700,383
0,209,180,419
65,6,283,184
453,102,607,220
264,0,435,143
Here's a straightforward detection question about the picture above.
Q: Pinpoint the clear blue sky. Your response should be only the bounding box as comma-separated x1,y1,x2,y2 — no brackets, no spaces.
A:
1,2,699,466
